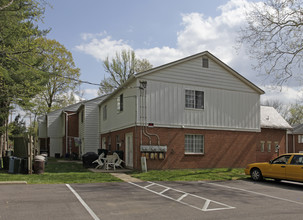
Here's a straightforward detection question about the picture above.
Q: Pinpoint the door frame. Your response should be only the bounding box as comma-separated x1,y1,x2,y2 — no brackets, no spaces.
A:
125,132,133,168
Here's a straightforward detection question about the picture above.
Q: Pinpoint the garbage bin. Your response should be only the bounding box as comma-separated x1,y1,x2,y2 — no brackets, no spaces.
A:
20,158,28,174
82,152,98,168
8,157,15,174
41,153,48,165
3,156,9,170
13,158,21,174
33,155,45,174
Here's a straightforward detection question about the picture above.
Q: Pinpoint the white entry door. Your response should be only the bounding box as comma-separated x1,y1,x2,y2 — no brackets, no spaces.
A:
125,132,133,168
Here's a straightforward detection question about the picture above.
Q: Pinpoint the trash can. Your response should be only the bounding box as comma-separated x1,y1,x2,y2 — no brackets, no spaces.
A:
8,157,15,174
82,152,98,168
3,156,9,170
13,158,21,174
20,158,28,174
41,153,48,165
33,155,45,174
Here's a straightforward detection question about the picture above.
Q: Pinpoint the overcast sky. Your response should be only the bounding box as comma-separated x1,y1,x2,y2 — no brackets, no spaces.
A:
39,0,303,104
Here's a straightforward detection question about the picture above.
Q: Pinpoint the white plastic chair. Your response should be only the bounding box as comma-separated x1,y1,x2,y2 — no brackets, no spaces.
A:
92,153,105,169
106,153,124,170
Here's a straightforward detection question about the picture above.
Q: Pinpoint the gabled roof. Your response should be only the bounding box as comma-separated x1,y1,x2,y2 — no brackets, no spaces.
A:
260,106,291,130
135,51,265,94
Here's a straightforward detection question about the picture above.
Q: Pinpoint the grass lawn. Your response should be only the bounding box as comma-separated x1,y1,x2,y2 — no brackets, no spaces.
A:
131,168,247,182
0,158,122,184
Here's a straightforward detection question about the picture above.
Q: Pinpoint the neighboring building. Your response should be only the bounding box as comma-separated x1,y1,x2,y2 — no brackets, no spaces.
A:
288,124,303,153
98,51,291,170
257,106,292,162
38,95,107,158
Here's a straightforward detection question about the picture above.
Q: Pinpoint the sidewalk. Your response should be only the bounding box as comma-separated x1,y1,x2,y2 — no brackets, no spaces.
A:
109,173,143,182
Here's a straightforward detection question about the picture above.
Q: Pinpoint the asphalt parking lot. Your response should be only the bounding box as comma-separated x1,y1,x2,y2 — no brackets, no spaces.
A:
1,179,303,220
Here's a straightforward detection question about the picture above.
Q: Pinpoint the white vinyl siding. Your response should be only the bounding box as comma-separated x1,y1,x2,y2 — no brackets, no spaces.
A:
143,80,260,131
100,81,137,133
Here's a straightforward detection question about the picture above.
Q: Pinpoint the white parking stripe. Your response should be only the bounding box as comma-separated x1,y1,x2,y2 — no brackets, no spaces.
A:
129,181,235,212
203,181,303,206
66,184,100,220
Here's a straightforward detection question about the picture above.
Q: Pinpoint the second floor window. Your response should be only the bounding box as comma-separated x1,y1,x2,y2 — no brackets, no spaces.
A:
185,90,204,109
117,94,123,112
103,105,107,120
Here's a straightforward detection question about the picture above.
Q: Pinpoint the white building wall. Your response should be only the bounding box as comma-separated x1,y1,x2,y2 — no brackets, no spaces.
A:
47,110,64,157
100,82,137,133
38,116,47,138
83,96,107,154
143,80,260,131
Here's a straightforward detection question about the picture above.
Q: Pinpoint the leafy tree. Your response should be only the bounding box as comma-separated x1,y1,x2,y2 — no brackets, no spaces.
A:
99,49,153,95
0,0,48,140
9,114,27,139
30,38,81,114
239,0,303,86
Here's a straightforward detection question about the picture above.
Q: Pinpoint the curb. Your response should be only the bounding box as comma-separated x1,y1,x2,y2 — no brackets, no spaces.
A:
0,181,27,185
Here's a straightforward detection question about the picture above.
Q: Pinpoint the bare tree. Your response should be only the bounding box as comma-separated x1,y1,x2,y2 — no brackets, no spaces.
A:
239,0,303,86
261,99,289,119
99,49,153,95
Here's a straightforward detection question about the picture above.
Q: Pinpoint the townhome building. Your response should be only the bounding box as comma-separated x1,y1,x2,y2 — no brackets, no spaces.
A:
98,51,291,170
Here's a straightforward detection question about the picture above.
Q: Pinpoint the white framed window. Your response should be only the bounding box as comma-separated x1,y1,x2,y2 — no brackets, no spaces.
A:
103,105,107,120
298,135,303,143
260,141,265,152
267,142,271,152
185,134,204,154
202,58,209,68
185,90,204,109
117,94,123,112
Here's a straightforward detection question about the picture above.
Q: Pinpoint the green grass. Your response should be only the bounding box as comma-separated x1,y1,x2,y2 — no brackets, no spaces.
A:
131,168,247,181
0,158,122,184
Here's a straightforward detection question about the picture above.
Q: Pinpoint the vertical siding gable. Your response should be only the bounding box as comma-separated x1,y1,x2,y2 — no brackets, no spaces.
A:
141,56,257,93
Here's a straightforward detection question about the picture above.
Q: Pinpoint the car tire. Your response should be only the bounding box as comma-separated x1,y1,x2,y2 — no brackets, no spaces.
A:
251,168,263,181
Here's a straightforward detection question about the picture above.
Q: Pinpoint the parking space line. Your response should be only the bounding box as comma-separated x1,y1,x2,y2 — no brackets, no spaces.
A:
66,184,100,220
203,181,303,206
129,181,235,212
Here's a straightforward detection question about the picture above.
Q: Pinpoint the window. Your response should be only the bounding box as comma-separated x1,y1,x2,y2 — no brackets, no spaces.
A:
108,136,111,152
81,110,84,123
260,142,265,152
185,90,204,109
185,134,204,154
267,142,271,152
298,135,303,143
272,155,291,164
202,58,209,68
116,135,120,150
103,105,107,120
117,94,123,112
290,155,303,165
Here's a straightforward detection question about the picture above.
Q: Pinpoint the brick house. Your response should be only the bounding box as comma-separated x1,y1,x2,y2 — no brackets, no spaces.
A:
288,124,303,153
98,51,291,170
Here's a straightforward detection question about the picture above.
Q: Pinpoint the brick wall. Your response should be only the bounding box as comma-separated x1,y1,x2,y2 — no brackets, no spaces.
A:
100,126,288,170
287,134,303,153
62,112,80,157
